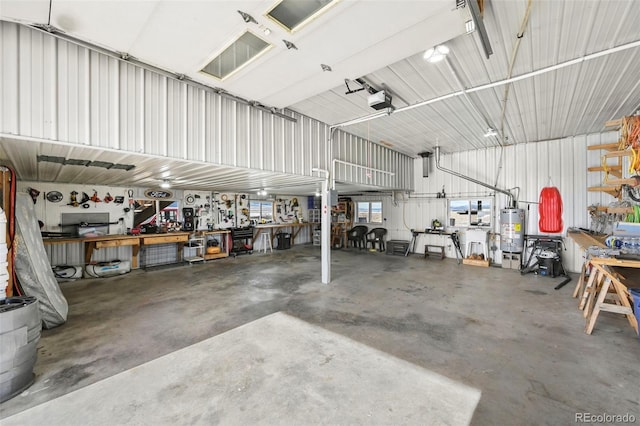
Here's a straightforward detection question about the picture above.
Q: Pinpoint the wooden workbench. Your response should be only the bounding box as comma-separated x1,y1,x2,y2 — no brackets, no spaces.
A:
568,231,639,336
567,230,606,250
43,232,192,269
252,223,314,247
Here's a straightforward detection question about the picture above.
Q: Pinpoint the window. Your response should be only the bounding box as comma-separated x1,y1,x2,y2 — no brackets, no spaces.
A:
448,198,492,227
249,201,273,223
357,201,382,224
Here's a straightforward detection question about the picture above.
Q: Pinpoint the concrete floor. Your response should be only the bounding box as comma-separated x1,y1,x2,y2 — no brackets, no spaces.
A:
1,245,639,425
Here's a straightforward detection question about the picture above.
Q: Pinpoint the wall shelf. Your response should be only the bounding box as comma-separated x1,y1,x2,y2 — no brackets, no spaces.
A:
588,186,622,197
587,165,622,178
587,142,619,151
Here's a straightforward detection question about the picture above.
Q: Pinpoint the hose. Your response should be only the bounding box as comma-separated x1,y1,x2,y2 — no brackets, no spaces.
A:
495,0,533,187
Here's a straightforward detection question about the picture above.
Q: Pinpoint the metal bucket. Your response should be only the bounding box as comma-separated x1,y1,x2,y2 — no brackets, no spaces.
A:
0,296,41,402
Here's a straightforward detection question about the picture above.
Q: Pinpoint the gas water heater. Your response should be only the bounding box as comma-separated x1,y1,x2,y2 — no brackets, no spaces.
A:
500,208,525,253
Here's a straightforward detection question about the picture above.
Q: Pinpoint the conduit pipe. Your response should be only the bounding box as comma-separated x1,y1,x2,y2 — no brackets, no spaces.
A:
434,146,515,208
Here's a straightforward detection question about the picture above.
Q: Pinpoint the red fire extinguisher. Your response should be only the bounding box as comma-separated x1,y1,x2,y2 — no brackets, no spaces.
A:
539,185,563,233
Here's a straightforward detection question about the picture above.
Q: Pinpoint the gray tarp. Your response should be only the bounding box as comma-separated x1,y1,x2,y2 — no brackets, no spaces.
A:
14,193,68,329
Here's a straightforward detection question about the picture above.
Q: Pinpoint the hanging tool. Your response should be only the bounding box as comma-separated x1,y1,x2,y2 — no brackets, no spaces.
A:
450,231,464,264
128,189,134,207
90,190,102,205
114,195,124,204
104,192,114,203
28,187,40,204
46,191,63,203
68,191,80,207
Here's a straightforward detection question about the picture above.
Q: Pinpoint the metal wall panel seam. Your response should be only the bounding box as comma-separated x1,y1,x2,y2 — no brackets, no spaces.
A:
200,88,206,162
182,81,188,160
162,76,168,156
216,94,222,163
139,67,145,153
246,104,251,169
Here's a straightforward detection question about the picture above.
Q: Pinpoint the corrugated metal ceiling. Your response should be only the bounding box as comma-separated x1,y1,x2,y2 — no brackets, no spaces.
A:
290,0,640,156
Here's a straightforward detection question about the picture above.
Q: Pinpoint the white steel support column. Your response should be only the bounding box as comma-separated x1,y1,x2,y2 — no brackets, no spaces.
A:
321,177,331,284
312,168,331,284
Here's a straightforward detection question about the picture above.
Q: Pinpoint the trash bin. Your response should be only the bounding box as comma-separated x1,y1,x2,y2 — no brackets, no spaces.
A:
276,232,291,250
629,288,640,339
0,296,41,402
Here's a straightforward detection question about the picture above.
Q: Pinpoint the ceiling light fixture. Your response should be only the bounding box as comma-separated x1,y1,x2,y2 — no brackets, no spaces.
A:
423,45,450,63
320,64,332,72
160,180,171,189
263,27,271,36
314,191,321,197
237,10,258,24
484,127,497,137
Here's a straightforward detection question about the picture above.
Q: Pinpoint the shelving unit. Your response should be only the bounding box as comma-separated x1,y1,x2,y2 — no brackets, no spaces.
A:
200,230,231,260
587,142,625,200
184,236,205,263
308,209,320,223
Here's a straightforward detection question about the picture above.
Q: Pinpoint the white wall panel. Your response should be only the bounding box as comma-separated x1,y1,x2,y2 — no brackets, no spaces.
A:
332,129,414,191
1,21,421,192
377,133,619,272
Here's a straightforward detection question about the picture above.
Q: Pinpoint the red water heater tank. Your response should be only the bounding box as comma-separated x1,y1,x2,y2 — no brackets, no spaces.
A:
539,186,563,233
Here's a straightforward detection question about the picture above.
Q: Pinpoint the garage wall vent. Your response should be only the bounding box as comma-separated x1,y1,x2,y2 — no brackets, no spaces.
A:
201,31,271,80
266,0,336,32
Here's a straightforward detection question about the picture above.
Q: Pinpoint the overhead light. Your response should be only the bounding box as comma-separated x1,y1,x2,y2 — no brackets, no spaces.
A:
320,64,332,72
160,180,171,189
237,10,258,24
258,189,268,196
263,27,271,36
484,127,497,137
423,45,450,63
315,191,321,197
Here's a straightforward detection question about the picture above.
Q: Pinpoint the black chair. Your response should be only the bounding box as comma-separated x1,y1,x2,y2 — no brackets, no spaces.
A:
347,225,368,249
366,228,388,252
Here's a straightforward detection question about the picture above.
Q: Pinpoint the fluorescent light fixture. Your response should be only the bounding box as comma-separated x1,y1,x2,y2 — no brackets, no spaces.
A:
160,180,171,189
423,45,450,63
484,127,497,137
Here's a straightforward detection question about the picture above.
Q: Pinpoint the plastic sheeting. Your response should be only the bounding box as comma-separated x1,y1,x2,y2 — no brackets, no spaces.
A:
14,193,68,329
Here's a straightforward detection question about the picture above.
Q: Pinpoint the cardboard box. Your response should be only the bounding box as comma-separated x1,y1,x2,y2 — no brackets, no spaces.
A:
463,258,490,267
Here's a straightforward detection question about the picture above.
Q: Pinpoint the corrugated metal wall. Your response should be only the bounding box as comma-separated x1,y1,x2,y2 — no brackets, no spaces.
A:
364,132,618,272
0,21,412,191
332,130,414,190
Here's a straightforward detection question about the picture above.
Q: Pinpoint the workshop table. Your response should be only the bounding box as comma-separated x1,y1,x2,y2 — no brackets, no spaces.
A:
252,223,314,248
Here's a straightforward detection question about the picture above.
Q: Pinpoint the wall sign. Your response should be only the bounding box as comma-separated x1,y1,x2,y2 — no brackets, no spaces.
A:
144,189,173,199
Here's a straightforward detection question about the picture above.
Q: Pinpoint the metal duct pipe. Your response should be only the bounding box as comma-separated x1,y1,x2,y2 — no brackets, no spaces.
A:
434,146,515,207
